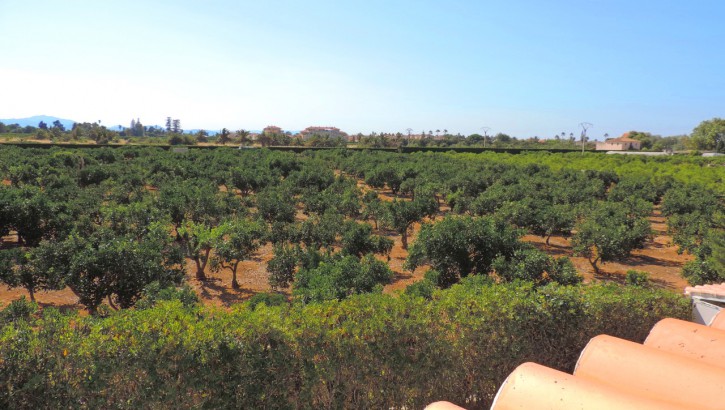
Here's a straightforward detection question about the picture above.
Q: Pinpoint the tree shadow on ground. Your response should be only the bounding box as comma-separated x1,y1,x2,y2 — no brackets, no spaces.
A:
621,254,682,268
646,241,671,250
528,241,573,258
593,269,680,290
198,278,256,307
387,271,414,287
37,301,82,314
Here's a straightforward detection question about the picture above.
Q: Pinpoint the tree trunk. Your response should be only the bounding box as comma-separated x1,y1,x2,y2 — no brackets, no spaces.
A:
107,295,119,310
401,230,408,250
195,248,212,281
231,261,241,289
589,256,600,274
194,257,207,281
27,287,35,302
545,234,551,246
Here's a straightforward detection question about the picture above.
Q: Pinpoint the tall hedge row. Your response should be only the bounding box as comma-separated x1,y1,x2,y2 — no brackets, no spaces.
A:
0,282,689,409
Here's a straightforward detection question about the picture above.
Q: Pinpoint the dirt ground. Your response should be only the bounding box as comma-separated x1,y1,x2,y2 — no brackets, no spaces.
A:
521,208,691,290
0,186,693,312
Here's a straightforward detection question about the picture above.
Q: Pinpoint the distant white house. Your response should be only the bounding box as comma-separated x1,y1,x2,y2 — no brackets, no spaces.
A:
595,133,642,151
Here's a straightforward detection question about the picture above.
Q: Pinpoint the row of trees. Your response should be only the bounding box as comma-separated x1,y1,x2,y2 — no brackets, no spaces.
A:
0,146,722,313
4,117,723,152
356,131,595,149
331,149,722,280
0,148,398,309
661,183,725,284
352,118,725,152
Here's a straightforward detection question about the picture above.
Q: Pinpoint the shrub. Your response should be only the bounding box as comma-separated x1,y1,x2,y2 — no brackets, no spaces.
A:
247,292,288,309
294,254,393,303
404,270,441,299
493,249,583,286
0,296,38,324
406,215,524,287
682,258,723,286
167,134,196,145
135,282,200,310
0,283,688,409
625,270,650,287
267,244,301,289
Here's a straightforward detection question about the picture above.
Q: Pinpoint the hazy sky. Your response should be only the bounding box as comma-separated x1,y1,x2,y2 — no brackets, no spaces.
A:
1,1,724,138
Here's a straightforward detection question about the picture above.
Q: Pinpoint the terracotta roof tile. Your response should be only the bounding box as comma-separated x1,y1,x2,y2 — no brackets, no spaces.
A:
491,362,684,410
606,136,639,143
644,318,725,368
574,335,725,409
425,401,466,410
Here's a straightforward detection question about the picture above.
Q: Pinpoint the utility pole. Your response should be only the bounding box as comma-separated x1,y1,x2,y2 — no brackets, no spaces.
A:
481,127,491,148
406,128,413,142
579,122,592,154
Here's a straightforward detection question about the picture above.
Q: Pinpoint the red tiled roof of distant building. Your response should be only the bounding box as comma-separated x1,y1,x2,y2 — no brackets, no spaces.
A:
605,132,640,143
263,125,284,135
609,136,640,143
299,126,348,138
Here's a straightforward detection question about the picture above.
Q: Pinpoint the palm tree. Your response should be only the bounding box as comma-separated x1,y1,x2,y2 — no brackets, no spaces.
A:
237,129,251,146
218,128,231,145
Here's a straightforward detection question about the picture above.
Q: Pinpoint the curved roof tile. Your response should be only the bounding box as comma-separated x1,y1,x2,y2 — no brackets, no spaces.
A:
644,318,725,368
491,362,684,410
574,335,725,409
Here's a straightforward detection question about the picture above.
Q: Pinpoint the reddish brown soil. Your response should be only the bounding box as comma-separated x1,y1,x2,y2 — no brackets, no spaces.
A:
184,243,290,308
521,209,691,289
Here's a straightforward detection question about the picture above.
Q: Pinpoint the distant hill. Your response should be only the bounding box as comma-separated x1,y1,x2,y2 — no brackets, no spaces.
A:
0,115,76,130
0,116,282,136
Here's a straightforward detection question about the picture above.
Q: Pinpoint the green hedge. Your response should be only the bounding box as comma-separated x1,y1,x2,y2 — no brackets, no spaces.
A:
0,282,689,409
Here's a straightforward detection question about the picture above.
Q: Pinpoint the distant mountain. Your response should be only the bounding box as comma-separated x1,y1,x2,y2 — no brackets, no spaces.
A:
185,129,221,136
0,115,76,130
0,116,284,136
103,125,227,136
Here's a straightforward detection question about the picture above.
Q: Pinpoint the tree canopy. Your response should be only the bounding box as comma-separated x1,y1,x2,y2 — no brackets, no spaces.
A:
690,118,725,152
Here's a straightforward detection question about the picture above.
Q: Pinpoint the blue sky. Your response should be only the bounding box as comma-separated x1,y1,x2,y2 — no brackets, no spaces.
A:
1,1,723,138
